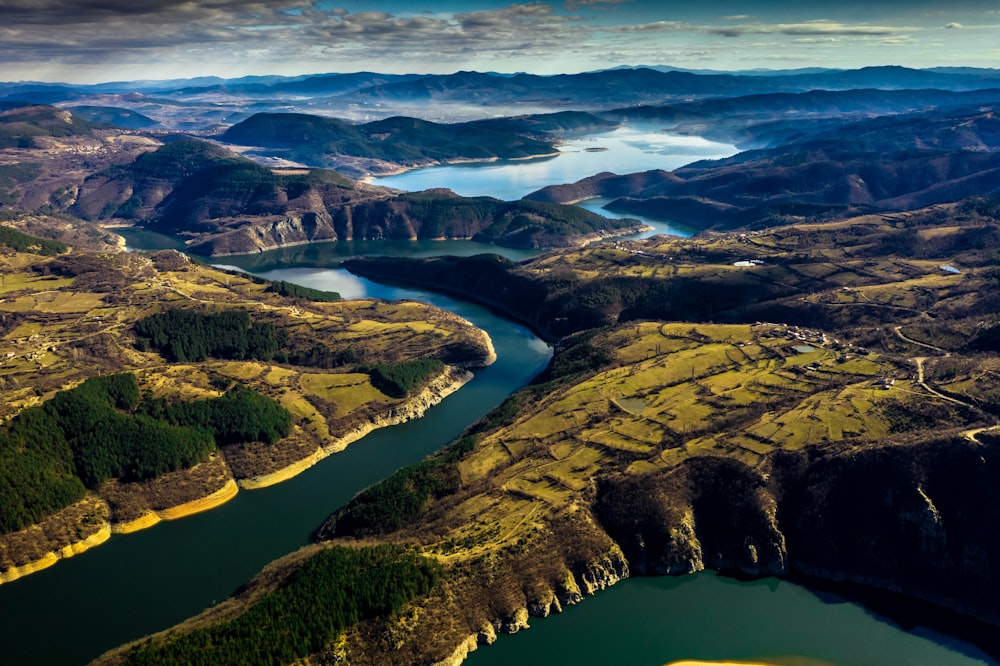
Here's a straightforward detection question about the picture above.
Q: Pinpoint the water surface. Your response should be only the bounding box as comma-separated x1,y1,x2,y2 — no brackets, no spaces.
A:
370,127,737,200
468,573,994,666
0,264,551,666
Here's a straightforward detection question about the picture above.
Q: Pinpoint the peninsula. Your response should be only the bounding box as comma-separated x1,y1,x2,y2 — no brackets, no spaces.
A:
0,232,495,584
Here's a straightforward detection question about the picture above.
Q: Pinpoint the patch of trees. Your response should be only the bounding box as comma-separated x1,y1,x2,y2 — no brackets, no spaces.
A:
134,307,356,369
0,223,66,255
969,323,1000,354
121,545,441,666
139,384,292,447
266,279,340,302
365,359,444,399
878,399,963,434
134,309,279,363
0,406,86,535
0,163,43,206
326,439,471,538
0,373,292,534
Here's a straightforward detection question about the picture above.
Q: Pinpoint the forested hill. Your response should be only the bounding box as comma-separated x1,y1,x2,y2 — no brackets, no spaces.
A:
0,104,98,148
218,111,615,175
71,139,356,226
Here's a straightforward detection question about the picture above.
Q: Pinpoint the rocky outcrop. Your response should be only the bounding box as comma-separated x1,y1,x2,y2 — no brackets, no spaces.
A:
595,436,1000,625
186,195,645,256
0,498,111,586
325,366,474,456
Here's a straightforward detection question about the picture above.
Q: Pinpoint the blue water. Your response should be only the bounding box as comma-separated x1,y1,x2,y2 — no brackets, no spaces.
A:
370,126,737,201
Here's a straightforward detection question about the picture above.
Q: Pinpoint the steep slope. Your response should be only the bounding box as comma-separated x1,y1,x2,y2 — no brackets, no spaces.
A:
72,140,640,253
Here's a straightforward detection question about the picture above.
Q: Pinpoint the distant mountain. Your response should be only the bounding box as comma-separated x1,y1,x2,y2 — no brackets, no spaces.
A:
345,68,779,106
7,66,1000,118
787,65,1000,91
335,66,1000,110
607,88,1000,149
605,65,842,77
258,72,424,96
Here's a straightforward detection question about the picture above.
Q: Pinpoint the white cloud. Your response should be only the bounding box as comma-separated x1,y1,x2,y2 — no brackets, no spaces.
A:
943,22,963,29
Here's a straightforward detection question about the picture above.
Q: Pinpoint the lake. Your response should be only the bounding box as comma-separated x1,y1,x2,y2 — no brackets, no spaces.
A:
370,126,737,201
0,260,552,665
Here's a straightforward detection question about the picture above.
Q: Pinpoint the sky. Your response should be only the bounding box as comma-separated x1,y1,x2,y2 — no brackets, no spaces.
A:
1,0,998,83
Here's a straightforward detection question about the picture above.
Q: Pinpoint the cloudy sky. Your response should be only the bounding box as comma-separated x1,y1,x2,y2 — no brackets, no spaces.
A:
2,0,998,83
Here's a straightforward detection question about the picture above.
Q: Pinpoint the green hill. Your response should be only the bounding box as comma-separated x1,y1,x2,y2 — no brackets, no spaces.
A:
0,105,97,149
220,112,558,171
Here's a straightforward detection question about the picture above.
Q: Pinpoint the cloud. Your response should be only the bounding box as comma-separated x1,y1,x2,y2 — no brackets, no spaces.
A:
792,37,841,44
605,18,913,39
708,20,913,38
0,2,592,72
943,22,963,29
0,1,991,81
566,0,631,8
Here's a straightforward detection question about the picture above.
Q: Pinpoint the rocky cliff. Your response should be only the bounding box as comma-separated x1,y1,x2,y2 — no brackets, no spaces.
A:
596,436,1000,625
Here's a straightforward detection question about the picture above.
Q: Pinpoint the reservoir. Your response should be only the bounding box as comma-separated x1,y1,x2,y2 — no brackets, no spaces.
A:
0,133,995,664
369,126,737,201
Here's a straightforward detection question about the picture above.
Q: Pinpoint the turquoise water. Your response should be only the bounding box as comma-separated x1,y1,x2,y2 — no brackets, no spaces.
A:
468,573,994,666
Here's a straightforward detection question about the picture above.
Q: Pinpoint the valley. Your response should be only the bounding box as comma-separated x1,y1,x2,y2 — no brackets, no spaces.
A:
2,62,1000,666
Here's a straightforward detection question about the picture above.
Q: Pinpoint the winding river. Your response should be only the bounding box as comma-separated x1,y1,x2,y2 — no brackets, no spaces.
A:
0,130,995,665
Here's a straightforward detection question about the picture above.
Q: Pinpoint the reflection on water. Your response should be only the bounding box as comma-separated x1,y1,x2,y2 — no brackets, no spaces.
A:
575,196,696,239
213,238,542,274
370,126,737,200
468,573,996,666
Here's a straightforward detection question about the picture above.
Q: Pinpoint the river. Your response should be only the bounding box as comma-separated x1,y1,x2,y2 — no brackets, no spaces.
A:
0,249,551,665
0,131,995,664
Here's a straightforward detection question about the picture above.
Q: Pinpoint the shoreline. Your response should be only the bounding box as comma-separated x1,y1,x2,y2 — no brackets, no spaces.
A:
359,151,563,181
0,345,491,586
0,523,112,586
157,478,239,521
238,366,475,489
